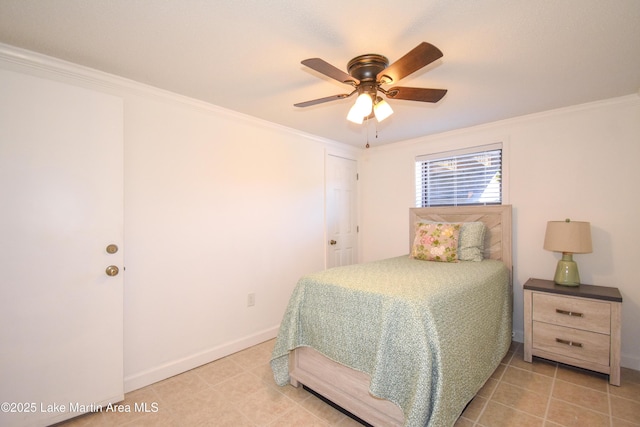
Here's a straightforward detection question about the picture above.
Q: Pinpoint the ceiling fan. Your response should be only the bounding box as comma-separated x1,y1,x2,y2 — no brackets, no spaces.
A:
294,42,447,124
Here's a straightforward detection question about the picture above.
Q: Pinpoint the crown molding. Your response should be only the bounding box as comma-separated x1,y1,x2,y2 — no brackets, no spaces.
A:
0,42,359,153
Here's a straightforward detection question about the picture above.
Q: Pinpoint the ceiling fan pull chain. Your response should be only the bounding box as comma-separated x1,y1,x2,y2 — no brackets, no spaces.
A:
365,116,371,148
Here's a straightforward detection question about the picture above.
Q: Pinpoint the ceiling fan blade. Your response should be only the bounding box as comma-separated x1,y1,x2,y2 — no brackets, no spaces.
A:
386,87,447,103
294,93,353,108
301,58,359,85
377,42,443,84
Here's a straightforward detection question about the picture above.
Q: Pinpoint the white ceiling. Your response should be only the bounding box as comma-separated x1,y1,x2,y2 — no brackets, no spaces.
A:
1,0,639,147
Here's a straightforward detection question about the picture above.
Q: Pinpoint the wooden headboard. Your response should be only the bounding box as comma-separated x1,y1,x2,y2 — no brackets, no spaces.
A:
409,205,513,274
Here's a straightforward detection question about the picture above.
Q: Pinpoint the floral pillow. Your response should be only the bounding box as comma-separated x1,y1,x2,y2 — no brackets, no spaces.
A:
411,222,460,262
417,221,486,262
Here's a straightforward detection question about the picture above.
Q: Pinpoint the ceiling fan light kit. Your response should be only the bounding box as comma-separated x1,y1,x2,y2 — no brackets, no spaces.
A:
295,42,447,125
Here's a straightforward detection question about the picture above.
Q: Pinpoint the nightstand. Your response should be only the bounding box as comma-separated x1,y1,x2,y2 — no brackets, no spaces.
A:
523,278,622,385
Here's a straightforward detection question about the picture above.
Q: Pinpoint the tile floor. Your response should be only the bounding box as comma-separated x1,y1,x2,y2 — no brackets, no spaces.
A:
57,340,640,427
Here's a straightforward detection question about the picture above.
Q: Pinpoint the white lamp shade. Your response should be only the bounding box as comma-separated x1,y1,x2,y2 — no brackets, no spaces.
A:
373,99,393,122
543,220,592,254
346,104,365,124
347,93,373,123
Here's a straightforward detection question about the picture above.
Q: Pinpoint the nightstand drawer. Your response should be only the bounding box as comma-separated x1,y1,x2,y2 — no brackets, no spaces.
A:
532,293,610,334
532,321,610,365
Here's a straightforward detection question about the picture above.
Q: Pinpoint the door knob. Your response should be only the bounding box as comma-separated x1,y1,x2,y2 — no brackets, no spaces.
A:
105,265,119,277
329,240,337,245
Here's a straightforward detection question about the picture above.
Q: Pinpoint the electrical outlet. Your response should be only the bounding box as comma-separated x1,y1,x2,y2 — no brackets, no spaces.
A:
247,293,255,307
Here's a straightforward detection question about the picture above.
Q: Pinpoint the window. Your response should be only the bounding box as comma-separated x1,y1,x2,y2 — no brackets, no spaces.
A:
415,143,502,207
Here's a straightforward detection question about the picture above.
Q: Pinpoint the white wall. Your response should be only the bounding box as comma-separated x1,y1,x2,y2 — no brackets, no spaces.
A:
359,95,640,370
0,45,360,393
122,93,339,391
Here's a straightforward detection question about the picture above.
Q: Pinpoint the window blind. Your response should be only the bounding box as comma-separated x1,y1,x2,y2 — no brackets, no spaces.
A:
415,144,502,207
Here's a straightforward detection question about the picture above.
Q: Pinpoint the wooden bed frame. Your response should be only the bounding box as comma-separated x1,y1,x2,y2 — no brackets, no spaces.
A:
288,205,512,427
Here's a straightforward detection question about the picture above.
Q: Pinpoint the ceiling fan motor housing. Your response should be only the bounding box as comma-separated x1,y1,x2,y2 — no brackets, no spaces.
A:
347,54,389,82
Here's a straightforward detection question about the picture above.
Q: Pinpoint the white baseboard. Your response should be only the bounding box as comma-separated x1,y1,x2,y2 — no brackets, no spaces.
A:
124,324,638,394
124,326,279,393
512,329,524,344
621,353,640,371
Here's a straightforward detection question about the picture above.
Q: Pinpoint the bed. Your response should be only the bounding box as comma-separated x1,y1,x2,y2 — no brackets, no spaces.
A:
271,205,512,427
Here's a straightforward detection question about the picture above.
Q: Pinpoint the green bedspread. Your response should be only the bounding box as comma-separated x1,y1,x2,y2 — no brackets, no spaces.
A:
270,256,512,427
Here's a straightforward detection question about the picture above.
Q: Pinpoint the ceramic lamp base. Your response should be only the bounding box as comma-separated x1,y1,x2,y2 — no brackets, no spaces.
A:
554,253,581,286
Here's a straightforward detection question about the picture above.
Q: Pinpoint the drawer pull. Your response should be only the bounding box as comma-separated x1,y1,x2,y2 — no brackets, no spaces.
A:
556,309,583,317
556,338,583,348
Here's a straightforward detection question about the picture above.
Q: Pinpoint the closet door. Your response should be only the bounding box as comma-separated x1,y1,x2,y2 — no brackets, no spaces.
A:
0,69,124,426
326,155,358,268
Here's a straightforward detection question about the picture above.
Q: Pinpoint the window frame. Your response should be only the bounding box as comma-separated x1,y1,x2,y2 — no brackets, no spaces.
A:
414,142,506,208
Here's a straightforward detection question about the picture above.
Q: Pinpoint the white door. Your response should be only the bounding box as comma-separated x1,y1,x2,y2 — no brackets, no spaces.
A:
0,69,124,426
326,155,358,268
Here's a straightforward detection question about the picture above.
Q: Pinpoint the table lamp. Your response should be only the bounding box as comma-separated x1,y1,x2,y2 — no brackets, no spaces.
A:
543,219,592,286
